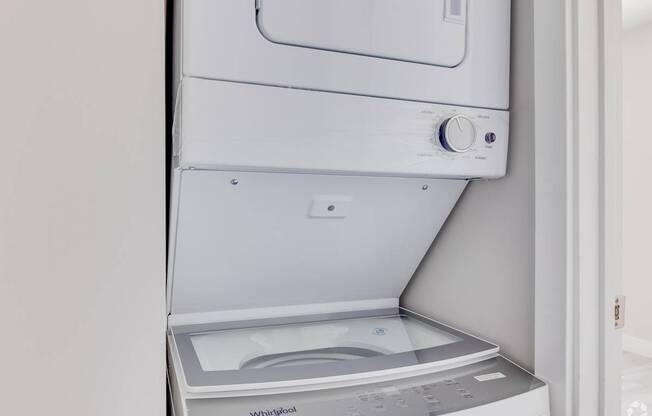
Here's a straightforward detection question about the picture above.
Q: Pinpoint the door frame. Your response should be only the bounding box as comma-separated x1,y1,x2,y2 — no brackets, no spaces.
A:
598,0,623,414
533,0,622,415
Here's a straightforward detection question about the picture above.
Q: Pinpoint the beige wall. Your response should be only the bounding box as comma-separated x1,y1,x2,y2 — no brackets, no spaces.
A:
402,0,535,370
0,1,166,415
623,23,652,345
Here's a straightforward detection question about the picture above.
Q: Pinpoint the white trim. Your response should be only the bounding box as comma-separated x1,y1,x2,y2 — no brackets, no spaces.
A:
574,1,601,415
533,2,575,416
623,336,652,359
534,1,622,415
598,1,623,416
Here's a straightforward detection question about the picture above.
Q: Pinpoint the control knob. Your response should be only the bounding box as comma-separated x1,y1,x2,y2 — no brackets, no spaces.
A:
438,115,476,152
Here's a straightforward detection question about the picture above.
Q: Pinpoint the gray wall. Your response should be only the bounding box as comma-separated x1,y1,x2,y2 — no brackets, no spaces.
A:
0,0,166,415
402,0,535,370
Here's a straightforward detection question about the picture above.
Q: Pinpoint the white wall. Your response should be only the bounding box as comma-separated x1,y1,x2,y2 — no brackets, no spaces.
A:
0,1,166,415
622,23,652,351
402,0,535,370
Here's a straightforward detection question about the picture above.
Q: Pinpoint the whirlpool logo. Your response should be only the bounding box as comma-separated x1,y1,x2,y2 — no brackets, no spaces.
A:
249,406,297,416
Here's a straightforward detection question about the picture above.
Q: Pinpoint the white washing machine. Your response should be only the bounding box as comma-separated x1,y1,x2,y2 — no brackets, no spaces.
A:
168,309,549,416
168,1,550,415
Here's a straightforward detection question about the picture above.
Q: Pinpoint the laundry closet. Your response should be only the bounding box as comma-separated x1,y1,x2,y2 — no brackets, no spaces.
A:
166,1,545,415
3,0,621,414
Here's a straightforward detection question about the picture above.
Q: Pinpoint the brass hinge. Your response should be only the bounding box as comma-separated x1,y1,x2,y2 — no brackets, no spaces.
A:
614,296,626,329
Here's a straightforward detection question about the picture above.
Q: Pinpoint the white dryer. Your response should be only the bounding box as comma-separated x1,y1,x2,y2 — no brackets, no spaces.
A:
168,1,549,415
173,0,511,109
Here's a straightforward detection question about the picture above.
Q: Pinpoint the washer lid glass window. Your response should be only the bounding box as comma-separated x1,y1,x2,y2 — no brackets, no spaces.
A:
190,314,461,372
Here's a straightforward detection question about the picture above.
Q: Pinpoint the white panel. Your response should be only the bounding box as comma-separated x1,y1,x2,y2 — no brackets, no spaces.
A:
257,0,466,67
180,387,549,416
0,0,166,415
179,79,509,179
181,0,511,110
169,170,466,316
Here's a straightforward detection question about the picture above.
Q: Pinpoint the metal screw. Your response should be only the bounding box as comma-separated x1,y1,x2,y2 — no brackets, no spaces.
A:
422,185,429,191
327,205,335,211
230,179,239,186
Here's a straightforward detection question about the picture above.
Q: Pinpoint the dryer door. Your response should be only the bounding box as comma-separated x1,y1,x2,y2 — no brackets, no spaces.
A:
180,0,511,109
257,0,467,67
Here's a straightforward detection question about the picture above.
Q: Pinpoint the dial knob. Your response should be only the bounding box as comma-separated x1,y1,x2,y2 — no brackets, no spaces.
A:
439,115,476,152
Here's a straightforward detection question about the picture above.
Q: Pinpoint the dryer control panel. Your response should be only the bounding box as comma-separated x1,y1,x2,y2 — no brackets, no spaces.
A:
177,79,509,179
186,357,548,416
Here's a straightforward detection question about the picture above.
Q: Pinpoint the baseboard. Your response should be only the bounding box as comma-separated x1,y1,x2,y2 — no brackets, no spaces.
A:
623,335,652,359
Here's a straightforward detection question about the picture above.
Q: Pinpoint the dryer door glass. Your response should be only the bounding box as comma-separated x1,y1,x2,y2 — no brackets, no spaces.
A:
189,314,461,372
256,0,468,67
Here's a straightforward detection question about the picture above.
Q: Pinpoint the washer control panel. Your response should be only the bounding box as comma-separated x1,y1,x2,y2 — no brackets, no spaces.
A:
344,377,481,415
187,357,548,416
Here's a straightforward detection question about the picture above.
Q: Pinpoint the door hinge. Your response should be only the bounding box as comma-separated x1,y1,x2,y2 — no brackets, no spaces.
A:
614,295,626,329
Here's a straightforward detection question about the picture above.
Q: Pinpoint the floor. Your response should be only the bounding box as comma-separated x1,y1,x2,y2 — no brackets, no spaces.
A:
623,351,652,416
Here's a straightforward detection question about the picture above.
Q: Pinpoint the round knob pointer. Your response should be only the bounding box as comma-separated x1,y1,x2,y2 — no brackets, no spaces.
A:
439,115,476,153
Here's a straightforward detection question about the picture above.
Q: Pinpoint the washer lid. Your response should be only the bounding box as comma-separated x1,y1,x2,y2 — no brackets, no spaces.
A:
256,0,467,67
167,170,467,320
169,309,499,394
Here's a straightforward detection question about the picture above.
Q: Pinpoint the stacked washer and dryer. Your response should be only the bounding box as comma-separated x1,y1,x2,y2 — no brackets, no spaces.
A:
167,1,550,415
